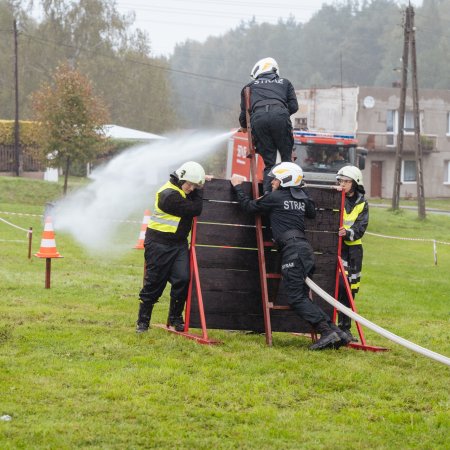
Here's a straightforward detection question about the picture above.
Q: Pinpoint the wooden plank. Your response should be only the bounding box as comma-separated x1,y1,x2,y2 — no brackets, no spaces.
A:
196,243,337,271
196,246,337,285
314,253,338,272
308,187,343,210
260,229,339,255
190,291,262,314
196,267,261,293
199,200,256,225
195,222,257,248
203,179,342,211
196,246,259,270
305,209,341,231
273,275,335,306
189,311,266,332
203,178,252,202
308,232,339,254
260,213,340,244
264,249,281,273
189,310,326,334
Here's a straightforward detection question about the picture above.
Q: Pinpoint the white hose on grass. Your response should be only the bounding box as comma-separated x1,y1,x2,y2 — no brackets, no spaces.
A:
306,277,450,367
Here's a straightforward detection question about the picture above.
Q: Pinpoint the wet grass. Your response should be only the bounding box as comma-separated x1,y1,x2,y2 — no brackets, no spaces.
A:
0,176,449,449
369,197,450,211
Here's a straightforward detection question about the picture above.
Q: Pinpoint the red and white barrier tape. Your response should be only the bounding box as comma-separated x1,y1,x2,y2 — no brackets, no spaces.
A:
0,217,31,233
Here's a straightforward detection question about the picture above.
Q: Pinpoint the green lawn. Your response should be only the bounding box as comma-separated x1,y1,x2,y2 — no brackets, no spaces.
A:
1,176,449,449
369,197,450,211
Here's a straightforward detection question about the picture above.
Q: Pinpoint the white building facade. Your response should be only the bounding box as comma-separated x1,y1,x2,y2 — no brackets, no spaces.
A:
292,86,450,199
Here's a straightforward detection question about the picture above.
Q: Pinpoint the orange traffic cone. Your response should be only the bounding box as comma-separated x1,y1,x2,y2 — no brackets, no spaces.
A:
134,209,150,249
34,216,63,258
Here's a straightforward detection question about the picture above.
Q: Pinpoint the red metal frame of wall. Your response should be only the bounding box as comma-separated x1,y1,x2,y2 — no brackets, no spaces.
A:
336,256,388,352
156,217,221,345
334,193,388,352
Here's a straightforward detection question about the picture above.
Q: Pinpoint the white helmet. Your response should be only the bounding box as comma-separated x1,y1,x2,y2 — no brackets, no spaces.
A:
175,161,205,187
250,57,279,79
269,162,303,188
336,165,363,187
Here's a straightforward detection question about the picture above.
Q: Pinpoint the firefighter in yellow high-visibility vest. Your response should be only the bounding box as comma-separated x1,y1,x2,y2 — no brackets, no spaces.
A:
336,165,369,342
135,161,207,333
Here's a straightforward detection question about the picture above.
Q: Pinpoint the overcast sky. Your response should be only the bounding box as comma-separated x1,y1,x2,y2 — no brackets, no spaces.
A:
114,0,422,57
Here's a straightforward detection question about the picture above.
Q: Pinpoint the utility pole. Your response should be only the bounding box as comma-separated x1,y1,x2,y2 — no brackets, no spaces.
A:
13,19,22,177
391,5,426,218
410,7,426,219
339,52,344,116
392,6,410,210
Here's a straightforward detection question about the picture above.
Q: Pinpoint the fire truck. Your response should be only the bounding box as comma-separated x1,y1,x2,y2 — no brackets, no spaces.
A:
226,129,367,185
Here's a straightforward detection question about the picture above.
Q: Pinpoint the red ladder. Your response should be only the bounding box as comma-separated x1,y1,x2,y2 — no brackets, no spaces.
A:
244,87,286,346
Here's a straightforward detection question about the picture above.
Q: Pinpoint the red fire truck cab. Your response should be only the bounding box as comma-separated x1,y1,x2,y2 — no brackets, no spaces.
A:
226,129,366,185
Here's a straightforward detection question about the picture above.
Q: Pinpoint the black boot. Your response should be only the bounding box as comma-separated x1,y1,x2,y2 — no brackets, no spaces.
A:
309,321,340,351
329,322,352,348
338,312,358,342
167,298,186,332
136,301,154,333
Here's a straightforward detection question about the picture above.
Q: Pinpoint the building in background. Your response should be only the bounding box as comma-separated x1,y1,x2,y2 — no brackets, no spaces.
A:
293,86,450,198
0,123,165,180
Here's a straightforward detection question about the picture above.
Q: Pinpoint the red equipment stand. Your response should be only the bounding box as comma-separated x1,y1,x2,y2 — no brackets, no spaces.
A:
331,188,387,352
335,255,388,352
155,217,221,345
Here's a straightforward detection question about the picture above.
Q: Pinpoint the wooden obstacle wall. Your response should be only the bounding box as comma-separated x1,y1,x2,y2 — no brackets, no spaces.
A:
188,178,342,334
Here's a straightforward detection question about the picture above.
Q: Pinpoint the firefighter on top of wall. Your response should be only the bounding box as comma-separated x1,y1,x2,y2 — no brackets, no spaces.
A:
336,165,369,342
238,57,299,194
231,162,352,350
136,161,209,333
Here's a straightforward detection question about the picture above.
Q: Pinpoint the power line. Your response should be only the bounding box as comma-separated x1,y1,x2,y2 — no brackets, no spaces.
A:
20,31,243,87
116,0,320,14
415,12,450,23
1,26,239,114
17,34,237,114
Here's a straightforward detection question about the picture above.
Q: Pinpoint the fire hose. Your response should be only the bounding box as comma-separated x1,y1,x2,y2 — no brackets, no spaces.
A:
306,277,450,367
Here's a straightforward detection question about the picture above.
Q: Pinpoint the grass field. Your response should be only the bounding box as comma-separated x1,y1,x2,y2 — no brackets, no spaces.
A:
1,176,449,449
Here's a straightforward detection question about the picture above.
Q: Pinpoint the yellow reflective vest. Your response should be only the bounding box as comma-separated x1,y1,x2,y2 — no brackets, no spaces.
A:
343,201,366,246
148,181,186,234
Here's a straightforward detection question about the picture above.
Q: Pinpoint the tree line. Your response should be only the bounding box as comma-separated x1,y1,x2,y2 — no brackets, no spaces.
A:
169,0,450,128
0,0,176,134
1,0,449,134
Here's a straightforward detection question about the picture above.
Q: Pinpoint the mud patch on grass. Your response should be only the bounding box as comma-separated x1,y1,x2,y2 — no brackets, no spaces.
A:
0,324,13,344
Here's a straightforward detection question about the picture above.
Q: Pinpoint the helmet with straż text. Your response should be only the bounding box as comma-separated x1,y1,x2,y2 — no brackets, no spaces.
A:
175,161,205,187
336,165,363,187
269,162,303,188
250,57,279,79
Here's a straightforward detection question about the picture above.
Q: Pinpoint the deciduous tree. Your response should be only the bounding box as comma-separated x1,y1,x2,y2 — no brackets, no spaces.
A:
31,63,109,194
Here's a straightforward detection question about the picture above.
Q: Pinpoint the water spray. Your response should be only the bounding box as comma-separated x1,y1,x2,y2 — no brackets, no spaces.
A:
53,129,234,253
